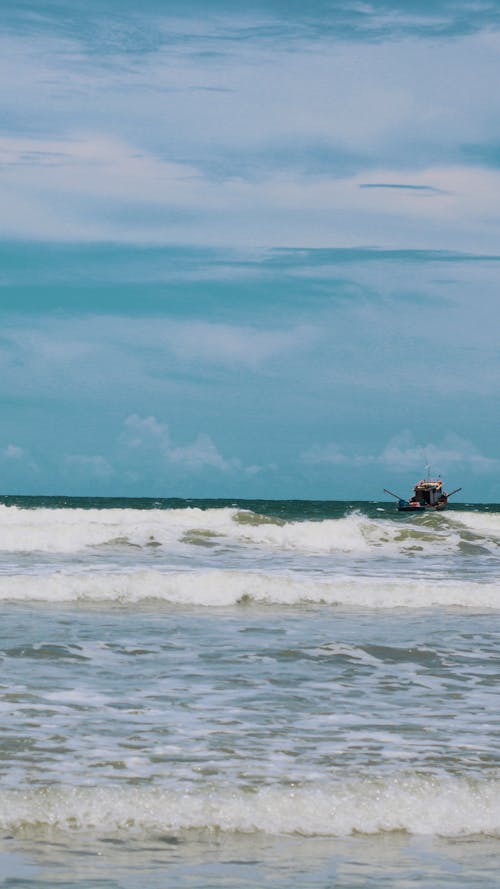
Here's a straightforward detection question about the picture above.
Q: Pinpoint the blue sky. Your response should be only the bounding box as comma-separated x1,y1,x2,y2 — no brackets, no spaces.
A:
0,0,499,499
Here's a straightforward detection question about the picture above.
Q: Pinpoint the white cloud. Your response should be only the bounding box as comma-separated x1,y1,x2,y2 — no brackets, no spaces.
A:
0,134,203,241
380,433,500,474
122,414,233,471
2,128,500,251
3,444,26,460
122,415,169,450
2,21,500,249
169,433,231,471
65,454,115,478
0,443,38,475
1,317,315,407
303,443,373,467
303,432,500,474
162,321,317,368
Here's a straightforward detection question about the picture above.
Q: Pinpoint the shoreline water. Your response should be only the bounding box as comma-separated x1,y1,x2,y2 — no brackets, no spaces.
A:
0,498,498,886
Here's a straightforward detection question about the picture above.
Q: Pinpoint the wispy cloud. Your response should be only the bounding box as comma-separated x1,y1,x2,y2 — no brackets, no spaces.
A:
2,13,500,248
65,454,115,478
121,414,234,472
0,443,38,475
303,432,500,475
2,127,500,249
379,432,500,474
6,2,500,47
0,315,317,405
161,321,317,369
359,183,446,193
2,444,27,460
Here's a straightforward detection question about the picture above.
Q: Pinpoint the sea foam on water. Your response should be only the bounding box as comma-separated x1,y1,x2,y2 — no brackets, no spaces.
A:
0,503,496,556
0,498,498,888
1,776,500,837
0,570,497,608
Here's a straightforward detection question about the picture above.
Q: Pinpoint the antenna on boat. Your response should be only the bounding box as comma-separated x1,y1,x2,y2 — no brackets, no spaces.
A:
422,447,431,480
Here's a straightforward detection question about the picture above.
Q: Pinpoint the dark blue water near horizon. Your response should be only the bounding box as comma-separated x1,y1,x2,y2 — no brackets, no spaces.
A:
0,493,490,518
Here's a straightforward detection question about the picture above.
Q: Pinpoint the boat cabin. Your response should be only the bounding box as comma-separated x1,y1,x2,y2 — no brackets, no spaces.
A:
411,479,446,508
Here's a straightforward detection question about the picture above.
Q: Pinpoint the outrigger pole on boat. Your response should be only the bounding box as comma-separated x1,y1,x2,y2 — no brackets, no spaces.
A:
384,488,405,501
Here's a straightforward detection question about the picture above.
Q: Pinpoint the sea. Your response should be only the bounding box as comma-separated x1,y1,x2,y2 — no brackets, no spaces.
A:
0,495,499,888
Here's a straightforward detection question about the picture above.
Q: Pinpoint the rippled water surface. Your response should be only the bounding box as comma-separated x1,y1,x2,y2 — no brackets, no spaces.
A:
0,497,498,887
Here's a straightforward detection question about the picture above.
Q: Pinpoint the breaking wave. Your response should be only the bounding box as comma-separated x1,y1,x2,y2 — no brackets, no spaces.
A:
0,569,498,608
2,775,500,837
0,505,497,556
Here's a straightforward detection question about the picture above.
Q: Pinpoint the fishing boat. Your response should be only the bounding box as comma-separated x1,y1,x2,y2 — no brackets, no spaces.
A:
384,472,461,512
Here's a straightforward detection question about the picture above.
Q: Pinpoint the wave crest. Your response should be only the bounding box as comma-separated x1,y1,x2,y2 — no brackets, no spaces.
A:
0,569,498,608
1,775,500,837
0,505,497,556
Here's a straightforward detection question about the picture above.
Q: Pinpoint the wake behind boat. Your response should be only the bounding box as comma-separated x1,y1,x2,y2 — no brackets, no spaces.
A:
384,473,461,512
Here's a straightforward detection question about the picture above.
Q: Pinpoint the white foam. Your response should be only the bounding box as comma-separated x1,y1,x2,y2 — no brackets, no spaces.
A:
0,569,498,608
447,510,500,539
0,504,494,556
0,505,234,553
1,775,499,837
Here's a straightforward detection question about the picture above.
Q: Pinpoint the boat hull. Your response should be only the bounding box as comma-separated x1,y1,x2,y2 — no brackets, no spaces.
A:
397,500,447,512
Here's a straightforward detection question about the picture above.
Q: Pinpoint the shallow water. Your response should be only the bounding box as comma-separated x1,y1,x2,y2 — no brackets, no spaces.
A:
0,497,498,886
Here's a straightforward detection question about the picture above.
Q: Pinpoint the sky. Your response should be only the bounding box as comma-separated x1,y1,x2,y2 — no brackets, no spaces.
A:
0,0,499,500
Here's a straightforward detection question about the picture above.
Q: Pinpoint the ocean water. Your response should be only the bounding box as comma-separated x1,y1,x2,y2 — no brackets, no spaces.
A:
0,496,499,888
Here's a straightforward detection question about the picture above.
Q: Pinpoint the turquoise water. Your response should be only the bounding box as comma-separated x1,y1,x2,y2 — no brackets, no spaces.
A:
0,498,498,887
